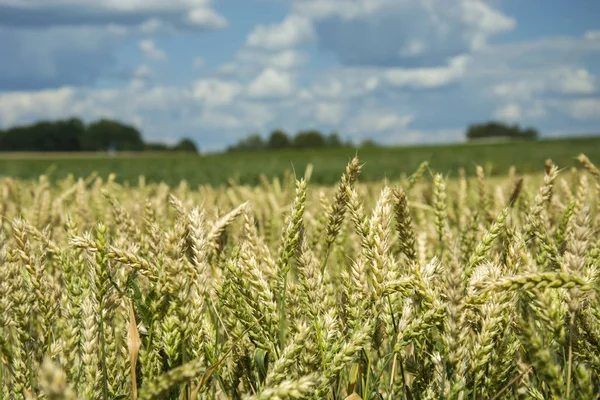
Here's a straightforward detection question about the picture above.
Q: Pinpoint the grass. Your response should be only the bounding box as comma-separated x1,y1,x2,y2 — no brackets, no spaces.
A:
0,135,599,186
1,151,600,399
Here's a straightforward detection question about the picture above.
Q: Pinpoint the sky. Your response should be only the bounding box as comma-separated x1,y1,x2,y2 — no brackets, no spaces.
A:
0,0,599,151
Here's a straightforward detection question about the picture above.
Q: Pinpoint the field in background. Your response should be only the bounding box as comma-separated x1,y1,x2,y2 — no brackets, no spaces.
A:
1,136,599,186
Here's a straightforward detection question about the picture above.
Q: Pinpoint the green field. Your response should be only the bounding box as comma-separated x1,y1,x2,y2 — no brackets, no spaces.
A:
1,136,599,186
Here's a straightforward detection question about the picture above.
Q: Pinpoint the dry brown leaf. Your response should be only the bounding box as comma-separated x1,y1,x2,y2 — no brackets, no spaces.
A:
127,300,141,400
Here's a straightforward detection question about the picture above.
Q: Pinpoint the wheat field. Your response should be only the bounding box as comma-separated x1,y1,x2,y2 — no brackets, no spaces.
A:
1,155,599,399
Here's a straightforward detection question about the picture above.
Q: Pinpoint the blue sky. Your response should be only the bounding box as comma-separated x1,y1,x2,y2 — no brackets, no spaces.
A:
0,0,598,151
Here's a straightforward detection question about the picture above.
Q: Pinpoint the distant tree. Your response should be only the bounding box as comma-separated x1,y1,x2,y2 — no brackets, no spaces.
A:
466,121,538,141
82,119,144,151
267,129,291,150
521,127,539,140
0,129,7,151
145,142,170,151
0,126,28,151
60,118,86,151
227,133,265,152
325,132,342,148
343,138,355,148
173,137,199,153
36,122,63,151
360,138,379,148
0,117,85,152
0,117,207,153
293,130,326,149
41,118,85,151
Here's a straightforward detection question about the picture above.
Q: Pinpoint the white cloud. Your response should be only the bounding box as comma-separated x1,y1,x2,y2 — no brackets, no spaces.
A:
128,79,147,91
237,49,309,70
557,68,596,94
0,86,76,127
237,102,275,130
112,86,188,112
494,103,521,121
384,54,470,88
346,111,414,136
139,18,165,34
0,0,214,13
132,65,153,79
292,0,515,38
399,40,426,57
585,30,600,41
492,80,543,101
199,110,243,129
527,102,548,119
193,56,205,69
131,115,144,130
138,39,167,61
307,70,383,101
0,25,124,90
192,79,242,106
80,20,174,37
316,102,344,125
107,24,130,36
0,0,228,31
266,50,309,69
297,89,314,101
216,62,257,79
246,68,295,99
475,36,600,70
217,63,238,75
563,98,600,120
459,0,516,50
287,0,515,66
365,77,379,91
214,49,309,83
292,0,395,20
0,0,225,90
310,79,344,99
493,100,547,122
185,7,228,29
129,64,153,89
490,68,597,103
246,15,316,50
486,65,597,124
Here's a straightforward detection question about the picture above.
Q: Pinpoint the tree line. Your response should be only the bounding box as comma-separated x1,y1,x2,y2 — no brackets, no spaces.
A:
0,118,198,153
466,121,538,141
226,129,379,152
227,121,539,152
0,117,539,154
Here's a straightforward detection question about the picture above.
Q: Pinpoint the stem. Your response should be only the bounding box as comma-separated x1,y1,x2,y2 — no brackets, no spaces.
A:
99,301,109,400
566,312,575,399
388,353,398,399
278,274,288,350
398,356,408,400
320,245,332,276
314,319,327,373
28,310,35,395
364,351,372,398
490,366,532,400
387,296,397,336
